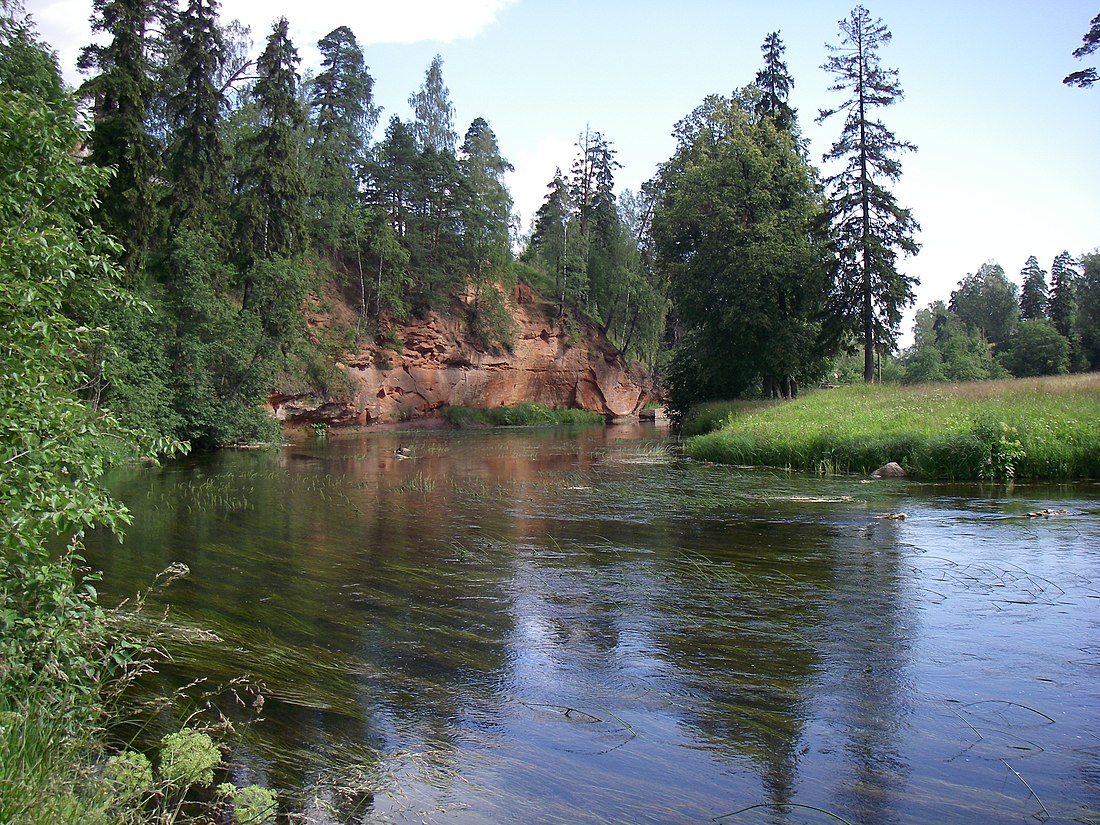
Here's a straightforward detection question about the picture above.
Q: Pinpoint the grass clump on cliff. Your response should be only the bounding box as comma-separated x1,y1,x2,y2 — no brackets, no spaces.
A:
443,403,605,428
685,375,1100,481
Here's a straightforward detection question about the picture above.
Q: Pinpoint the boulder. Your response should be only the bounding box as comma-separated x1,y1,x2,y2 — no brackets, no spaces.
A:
871,462,908,479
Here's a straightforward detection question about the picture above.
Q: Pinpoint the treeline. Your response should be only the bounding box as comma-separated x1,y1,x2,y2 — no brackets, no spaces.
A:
897,252,1100,383
11,0,665,449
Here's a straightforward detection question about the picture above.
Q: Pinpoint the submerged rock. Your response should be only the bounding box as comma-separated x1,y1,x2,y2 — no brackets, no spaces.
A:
872,462,907,479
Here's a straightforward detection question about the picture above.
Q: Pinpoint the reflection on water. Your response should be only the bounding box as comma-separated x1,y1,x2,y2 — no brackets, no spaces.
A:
86,425,1100,824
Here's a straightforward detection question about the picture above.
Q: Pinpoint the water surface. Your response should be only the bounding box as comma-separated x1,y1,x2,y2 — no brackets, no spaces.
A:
87,424,1100,824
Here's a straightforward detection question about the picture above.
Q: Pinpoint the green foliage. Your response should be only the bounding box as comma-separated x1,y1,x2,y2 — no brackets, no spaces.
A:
900,301,1007,384
1077,251,1100,369
409,54,457,153
77,0,168,276
158,727,221,788
948,261,1018,347
218,783,278,824
686,376,1100,480
997,319,1071,377
651,89,832,410
1019,255,1048,321
104,750,154,802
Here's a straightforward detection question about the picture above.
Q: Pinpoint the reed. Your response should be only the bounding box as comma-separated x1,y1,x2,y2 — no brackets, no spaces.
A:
442,403,605,427
686,375,1100,480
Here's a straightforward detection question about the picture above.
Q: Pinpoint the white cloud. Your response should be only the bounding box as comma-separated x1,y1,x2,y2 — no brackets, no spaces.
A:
220,0,516,47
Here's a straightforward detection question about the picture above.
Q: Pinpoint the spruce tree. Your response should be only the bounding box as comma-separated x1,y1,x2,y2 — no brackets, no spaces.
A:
78,0,171,276
1048,251,1080,339
754,31,797,133
307,25,378,251
164,0,226,231
817,5,920,382
238,17,306,270
1019,255,1048,321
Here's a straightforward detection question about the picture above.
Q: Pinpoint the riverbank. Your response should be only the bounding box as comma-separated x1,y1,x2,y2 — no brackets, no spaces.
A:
685,374,1100,480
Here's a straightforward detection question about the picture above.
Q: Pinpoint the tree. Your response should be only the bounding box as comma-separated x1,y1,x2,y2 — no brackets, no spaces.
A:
754,31,797,134
1064,12,1100,88
409,53,457,154
236,17,306,270
1,9,178,719
569,126,621,319
307,25,378,251
77,0,171,276
651,90,832,409
999,320,1071,377
459,117,514,339
1077,251,1100,369
1047,250,1080,339
948,261,1019,348
163,0,226,231
1019,255,1048,320
528,168,577,314
900,301,1006,384
817,5,920,382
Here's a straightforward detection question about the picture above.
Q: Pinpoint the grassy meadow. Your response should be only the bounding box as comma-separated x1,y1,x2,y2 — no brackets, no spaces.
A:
685,374,1100,481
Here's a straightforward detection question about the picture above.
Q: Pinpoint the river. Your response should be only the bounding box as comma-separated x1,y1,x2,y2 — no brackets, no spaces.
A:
84,423,1100,824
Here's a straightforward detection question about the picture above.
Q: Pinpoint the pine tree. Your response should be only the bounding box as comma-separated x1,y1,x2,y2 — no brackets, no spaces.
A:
78,0,171,276
817,5,920,382
409,54,457,154
1064,12,1100,88
754,31,797,133
1019,255,1048,320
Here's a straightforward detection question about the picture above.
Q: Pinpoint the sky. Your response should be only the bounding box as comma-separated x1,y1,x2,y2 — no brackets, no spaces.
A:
25,0,1100,345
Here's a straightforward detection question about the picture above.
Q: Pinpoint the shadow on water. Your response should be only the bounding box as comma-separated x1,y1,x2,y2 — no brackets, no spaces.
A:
85,424,1100,824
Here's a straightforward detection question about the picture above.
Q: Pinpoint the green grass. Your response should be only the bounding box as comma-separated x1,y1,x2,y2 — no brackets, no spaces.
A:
442,402,605,428
0,696,112,825
678,399,774,437
686,375,1100,480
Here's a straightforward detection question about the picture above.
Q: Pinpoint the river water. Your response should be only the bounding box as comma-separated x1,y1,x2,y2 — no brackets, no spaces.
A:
85,423,1100,824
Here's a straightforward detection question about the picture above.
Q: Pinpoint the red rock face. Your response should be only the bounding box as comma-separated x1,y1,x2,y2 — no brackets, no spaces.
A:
271,284,656,426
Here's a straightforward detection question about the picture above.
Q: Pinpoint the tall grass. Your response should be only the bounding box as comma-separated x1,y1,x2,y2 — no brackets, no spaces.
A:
0,694,112,825
678,399,774,437
686,375,1100,480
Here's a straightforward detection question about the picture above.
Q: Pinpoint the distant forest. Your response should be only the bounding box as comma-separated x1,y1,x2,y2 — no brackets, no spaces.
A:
3,1,1098,444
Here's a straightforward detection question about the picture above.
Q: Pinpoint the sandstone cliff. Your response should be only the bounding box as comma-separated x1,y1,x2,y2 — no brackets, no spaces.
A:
270,282,656,426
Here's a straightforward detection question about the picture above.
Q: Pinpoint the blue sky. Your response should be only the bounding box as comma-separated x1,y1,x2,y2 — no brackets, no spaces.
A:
28,0,1100,344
